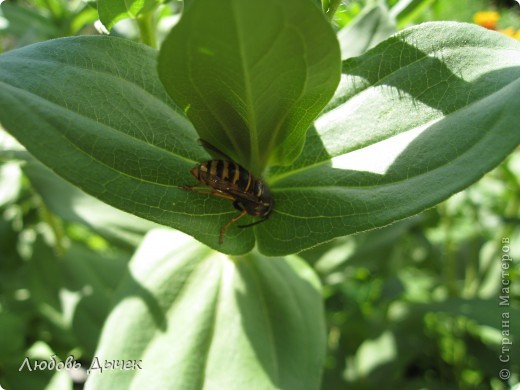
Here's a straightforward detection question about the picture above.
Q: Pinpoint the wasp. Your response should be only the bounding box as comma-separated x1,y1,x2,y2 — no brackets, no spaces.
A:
182,140,274,244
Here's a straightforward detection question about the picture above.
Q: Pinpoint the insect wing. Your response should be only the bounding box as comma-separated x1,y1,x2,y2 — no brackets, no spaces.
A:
225,187,259,203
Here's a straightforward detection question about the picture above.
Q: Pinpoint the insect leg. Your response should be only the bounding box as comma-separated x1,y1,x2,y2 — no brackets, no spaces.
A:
220,209,247,244
180,183,202,191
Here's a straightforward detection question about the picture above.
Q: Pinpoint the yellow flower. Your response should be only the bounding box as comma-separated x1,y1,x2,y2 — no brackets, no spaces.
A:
499,27,520,40
473,11,500,30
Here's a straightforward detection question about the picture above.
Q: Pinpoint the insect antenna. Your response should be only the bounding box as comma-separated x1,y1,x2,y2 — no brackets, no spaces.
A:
198,139,233,161
238,218,268,229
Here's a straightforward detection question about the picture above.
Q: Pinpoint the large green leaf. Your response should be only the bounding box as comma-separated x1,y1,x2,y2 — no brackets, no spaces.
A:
85,229,325,389
256,22,520,255
1,22,519,257
0,37,258,255
158,0,341,174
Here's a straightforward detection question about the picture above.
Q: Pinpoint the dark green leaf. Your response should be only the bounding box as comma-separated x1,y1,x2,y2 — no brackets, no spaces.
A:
86,229,325,389
257,22,520,255
158,0,341,173
24,158,159,247
0,37,258,254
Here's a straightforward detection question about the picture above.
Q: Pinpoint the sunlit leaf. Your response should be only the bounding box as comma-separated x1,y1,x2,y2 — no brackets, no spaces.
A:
86,229,325,389
1,23,519,256
258,22,520,255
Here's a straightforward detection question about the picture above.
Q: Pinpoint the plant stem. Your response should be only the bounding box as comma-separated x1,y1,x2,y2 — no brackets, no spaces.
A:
136,10,157,49
37,198,67,257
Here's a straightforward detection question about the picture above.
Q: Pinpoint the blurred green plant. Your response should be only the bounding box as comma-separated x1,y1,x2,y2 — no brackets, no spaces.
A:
0,0,519,389
0,0,99,51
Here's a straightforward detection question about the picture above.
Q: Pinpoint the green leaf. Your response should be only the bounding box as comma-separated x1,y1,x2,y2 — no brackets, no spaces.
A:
0,37,258,255
337,2,396,60
2,23,519,257
0,132,155,246
85,229,325,389
158,0,341,174
257,22,520,255
24,158,159,247
97,0,160,30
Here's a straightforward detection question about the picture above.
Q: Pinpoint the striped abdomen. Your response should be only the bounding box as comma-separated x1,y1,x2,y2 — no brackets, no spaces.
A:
191,159,264,197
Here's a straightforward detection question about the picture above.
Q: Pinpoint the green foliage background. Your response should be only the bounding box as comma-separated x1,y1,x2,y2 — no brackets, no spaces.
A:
0,0,519,389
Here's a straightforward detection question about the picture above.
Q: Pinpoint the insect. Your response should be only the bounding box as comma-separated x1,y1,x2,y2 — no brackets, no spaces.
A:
182,140,274,244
